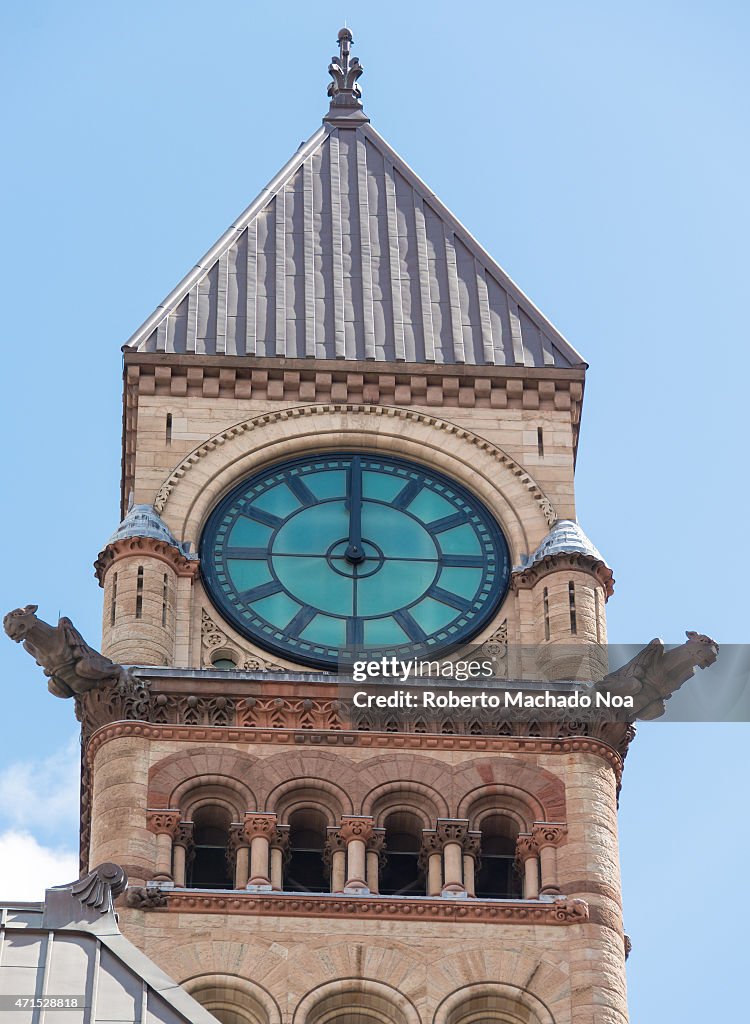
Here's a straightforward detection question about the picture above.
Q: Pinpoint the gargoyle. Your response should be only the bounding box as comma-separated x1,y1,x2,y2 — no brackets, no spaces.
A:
125,886,168,909
598,631,719,720
3,604,135,699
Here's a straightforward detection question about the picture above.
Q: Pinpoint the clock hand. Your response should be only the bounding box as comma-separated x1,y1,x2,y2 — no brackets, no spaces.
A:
345,455,365,564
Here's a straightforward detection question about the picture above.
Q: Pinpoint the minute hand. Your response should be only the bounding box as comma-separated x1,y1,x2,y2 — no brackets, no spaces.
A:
345,456,365,564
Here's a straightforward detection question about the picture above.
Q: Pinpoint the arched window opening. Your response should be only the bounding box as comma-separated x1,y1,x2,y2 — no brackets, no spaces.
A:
187,805,233,889
475,814,522,899
379,810,423,896
284,808,327,893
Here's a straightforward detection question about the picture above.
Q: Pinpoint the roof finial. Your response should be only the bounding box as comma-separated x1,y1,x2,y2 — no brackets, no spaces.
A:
325,27,368,124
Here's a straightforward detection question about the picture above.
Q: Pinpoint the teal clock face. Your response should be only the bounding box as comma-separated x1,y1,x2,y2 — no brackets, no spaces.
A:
200,453,510,669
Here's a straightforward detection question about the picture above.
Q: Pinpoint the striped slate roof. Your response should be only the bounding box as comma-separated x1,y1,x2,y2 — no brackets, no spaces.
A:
125,85,584,368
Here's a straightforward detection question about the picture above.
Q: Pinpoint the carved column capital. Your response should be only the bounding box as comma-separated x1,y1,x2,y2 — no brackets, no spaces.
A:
242,812,278,842
323,827,347,866
339,815,374,844
173,821,194,850
367,828,387,860
515,833,538,863
418,829,441,871
271,825,291,862
435,819,470,846
532,822,568,849
462,831,482,863
146,809,181,837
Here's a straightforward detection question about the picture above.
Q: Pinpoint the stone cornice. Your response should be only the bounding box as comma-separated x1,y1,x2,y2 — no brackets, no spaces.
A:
85,721,625,786
94,536,200,585
126,889,589,925
511,552,614,598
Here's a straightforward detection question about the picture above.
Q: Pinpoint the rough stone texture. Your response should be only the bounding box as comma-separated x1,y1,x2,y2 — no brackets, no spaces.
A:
88,731,628,1022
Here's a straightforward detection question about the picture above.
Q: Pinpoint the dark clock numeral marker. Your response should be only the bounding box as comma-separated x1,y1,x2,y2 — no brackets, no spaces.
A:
287,475,317,506
393,609,428,642
440,555,485,568
427,512,468,534
392,478,424,509
425,585,471,612
346,618,364,646
225,546,268,559
238,580,285,602
284,605,318,636
242,507,284,529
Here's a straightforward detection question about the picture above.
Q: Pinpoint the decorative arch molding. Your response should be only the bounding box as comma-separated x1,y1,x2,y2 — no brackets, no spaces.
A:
457,785,547,834
147,746,258,811
454,759,566,823
267,778,353,824
294,977,421,1024
251,751,359,809
357,754,453,817
363,779,450,826
152,404,556,560
182,973,281,1024
433,982,557,1024
174,777,250,823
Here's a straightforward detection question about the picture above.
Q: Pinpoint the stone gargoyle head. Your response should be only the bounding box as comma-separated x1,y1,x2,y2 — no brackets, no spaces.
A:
3,604,40,642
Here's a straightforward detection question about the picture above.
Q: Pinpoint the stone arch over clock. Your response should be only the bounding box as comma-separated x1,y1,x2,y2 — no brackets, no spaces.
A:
152,405,558,670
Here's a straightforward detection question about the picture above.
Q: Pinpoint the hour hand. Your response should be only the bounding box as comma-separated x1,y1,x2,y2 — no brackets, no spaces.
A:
345,456,365,564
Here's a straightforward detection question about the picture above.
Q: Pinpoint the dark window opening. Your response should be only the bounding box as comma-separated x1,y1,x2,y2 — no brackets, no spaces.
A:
569,581,577,635
475,817,522,899
284,809,327,893
187,806,232,889
537,426,544,457
110,572,118,626
161,573,169,627
135,566,144,619
380,811,423,896
543,586,550,641
166,412,172,445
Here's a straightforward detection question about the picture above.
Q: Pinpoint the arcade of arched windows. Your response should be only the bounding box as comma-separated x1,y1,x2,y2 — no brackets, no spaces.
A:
145,776,568,900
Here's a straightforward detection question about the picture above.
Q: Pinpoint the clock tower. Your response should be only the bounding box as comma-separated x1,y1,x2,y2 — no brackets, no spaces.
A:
82,28,631,1024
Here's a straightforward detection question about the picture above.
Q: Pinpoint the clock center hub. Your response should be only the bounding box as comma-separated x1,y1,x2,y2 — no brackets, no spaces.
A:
326,539,384,578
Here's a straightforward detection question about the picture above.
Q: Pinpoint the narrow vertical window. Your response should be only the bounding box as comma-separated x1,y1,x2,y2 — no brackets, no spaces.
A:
537,427,544,457
569,581,577,635
543,587,550,641
110,572,118,625
135,566,144,619
166,412,173,445
161,573,169,627
594,589,601,642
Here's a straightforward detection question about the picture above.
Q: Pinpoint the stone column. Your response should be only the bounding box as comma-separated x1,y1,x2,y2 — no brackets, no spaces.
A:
515,833,540,899
228,822,251,889
532,822,568,895
436,820,470,897
242,813,277,891
270,825,290,891
172,821,194,887
324,828,347,894
419,830,443,896
366,829,386,895
339,816,374,894
146,810,181,881
462,831,481,898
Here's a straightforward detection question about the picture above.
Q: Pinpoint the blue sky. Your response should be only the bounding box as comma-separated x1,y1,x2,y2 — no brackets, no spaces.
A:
0,2,747,1021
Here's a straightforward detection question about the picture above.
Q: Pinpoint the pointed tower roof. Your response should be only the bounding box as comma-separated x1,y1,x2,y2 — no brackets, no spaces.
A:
125,30,584,368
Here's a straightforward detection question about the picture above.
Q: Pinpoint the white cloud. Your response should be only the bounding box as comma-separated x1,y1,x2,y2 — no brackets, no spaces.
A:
0,830,79,901
0,736,79,836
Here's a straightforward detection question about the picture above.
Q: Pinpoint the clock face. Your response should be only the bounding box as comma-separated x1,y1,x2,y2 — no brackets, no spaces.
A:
200,453,510,669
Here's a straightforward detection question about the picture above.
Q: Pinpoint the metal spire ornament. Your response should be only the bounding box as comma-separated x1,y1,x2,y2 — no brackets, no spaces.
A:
324,27,369,124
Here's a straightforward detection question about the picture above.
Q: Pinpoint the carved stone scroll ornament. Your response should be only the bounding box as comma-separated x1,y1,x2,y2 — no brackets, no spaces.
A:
54,862,128,913
3,605,140,699
597,631,719,720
